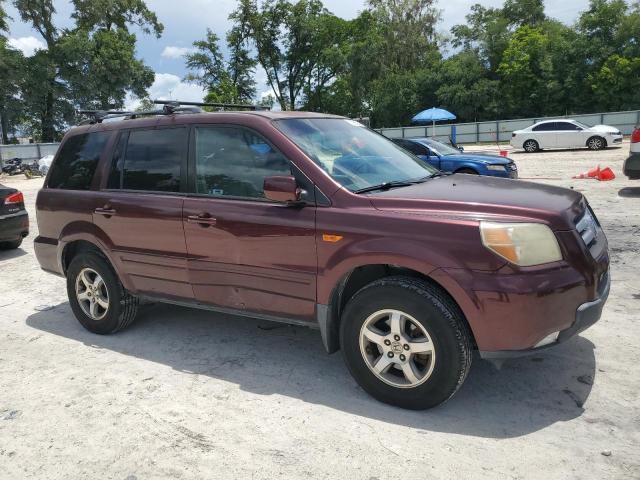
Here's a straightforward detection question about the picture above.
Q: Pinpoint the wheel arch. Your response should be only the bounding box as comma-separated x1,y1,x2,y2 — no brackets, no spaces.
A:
319,263,476,354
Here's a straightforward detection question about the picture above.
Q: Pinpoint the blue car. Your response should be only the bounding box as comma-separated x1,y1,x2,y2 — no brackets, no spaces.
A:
392,137,518,179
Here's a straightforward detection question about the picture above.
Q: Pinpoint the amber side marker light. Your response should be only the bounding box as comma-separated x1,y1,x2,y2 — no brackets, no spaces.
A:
322,234,343,243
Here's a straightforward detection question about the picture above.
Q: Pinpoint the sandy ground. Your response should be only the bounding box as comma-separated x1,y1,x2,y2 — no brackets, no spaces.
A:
0,142,639,479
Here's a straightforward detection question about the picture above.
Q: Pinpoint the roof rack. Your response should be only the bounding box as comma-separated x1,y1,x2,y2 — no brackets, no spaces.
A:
77,99,269,125
152,100,269,111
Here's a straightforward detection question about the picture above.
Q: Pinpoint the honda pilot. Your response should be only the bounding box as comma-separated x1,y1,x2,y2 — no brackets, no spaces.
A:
34,104,610,409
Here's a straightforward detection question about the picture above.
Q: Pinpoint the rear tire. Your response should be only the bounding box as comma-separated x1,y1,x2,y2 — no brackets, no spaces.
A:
523,139,539,152
0,239,22,249
340,276,472,410
67,252,139,334
587,136,606,150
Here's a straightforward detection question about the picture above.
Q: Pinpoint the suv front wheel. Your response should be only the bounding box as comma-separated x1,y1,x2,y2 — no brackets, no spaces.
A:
67,251,139,334
340,276,472,410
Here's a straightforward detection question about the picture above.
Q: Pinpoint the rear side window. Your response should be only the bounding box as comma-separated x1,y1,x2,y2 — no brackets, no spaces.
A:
120,128,186,192
532,123,556,132
48,132,110,190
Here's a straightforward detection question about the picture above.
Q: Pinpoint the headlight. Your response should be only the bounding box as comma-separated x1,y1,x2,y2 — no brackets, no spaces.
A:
486,165,506,171
480,222,562,266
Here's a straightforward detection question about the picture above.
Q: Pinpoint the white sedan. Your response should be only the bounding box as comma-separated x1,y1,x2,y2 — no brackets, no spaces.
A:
511,119,624,152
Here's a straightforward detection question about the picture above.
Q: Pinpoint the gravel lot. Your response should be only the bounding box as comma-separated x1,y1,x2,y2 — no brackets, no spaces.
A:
1,142,639,479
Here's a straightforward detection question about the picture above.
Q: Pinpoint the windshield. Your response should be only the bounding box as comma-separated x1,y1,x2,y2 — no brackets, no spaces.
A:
274,118,437,192
423,138,461,156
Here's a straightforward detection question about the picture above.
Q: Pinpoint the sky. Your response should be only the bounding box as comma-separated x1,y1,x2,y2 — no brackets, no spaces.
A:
5,0,592,108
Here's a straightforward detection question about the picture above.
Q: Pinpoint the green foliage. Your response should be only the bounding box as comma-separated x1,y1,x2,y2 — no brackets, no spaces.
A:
185,28,256,104
7,0,158,141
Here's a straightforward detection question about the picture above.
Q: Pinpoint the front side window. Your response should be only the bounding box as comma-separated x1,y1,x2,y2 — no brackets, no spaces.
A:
423,139,460,156
48,132,110,190
274,118,436,192
121,128,186,192
556,122,581,131
194,126,291,198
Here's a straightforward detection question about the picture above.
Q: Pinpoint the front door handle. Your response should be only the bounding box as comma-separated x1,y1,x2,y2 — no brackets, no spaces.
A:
186,214,217,227
95,205,116,217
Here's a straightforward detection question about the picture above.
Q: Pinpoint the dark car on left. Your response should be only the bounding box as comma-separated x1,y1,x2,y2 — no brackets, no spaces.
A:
0,185,29,249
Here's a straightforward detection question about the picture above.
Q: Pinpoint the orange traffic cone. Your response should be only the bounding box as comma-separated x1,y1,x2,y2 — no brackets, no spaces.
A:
597,167,615,181
572,165,600,179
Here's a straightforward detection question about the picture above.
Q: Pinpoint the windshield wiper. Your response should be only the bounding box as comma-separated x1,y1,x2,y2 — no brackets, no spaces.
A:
354,179,423,194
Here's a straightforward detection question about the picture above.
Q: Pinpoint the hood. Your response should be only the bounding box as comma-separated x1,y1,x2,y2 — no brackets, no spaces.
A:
590,124,619,133
367,174,584,230
444,153,512,165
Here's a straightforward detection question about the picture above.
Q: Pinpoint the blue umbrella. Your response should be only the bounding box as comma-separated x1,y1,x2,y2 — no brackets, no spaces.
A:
412,107,456,136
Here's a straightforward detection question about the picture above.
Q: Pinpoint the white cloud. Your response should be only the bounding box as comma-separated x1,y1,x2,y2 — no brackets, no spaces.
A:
161,46,194,59
125,73,206,110
7,36,46,57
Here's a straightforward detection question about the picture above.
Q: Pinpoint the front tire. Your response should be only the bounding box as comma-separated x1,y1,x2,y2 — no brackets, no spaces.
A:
67,252,139,334
340,276,472,410
587,136,606,150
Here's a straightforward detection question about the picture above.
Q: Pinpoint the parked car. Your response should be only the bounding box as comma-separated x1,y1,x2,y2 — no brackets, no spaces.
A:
511,119,624,152
34,105,610,410
0,185,29,249
623,126,640,179
392,137,518,178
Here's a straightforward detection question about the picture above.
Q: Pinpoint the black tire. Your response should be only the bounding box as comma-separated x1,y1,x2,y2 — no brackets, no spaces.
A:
66,251,139,334
340,276,472,410
523,139,539,152
0,239,23,249
587,136,606,150
456,168,478,175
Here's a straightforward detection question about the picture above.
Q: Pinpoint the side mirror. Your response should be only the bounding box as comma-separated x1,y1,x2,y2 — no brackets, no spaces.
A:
264,175,304,203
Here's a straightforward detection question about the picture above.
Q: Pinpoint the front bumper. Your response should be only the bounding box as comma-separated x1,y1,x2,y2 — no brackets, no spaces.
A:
479,269,610,359
0,211,29,242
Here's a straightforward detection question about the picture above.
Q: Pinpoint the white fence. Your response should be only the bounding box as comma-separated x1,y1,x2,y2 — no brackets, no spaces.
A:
0,143,59,167
377,110,640,144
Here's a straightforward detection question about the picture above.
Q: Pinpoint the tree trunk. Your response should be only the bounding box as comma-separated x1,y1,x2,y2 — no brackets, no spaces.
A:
0,106,9,144
41,90,55,143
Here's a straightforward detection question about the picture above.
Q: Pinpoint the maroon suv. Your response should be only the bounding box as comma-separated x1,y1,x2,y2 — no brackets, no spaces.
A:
34,108,610,409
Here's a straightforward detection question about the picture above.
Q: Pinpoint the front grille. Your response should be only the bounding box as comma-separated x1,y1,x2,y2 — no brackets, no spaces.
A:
575,207,599,251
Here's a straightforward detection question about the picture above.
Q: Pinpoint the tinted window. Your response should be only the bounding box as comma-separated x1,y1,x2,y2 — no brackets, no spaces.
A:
107,132,128,189
403,141,429,156
555,122,581,131
122,128,186,192
532,122,557,132
48,132,110,189
194,127,291,199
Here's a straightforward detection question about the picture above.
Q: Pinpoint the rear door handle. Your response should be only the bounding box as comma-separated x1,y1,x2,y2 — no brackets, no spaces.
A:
186,214,217,226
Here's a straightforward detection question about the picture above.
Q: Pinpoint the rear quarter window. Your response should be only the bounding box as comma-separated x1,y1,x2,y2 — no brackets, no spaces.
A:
48,132,110,190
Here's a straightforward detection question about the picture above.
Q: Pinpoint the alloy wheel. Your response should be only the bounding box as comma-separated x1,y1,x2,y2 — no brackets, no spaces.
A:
75,268,109,320
588,137,603,150
359,309,436,388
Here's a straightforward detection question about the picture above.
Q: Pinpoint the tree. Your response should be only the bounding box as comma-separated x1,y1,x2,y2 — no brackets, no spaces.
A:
0,39,25,143
12,0,160,141
367,0,441,72
185,28,257,105
71,0,163,37
229,0,335,110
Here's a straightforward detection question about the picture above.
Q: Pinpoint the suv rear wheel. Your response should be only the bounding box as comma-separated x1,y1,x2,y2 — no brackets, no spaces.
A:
67,251,139,334
340,276,472,410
